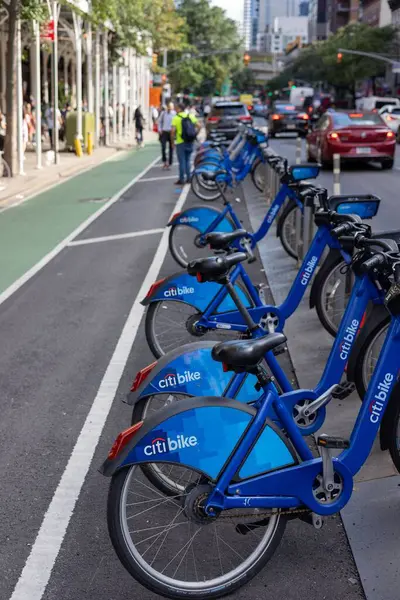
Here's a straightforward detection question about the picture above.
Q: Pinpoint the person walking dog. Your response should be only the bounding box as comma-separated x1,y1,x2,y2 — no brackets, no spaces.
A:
171,102,200,185
158,102,176,170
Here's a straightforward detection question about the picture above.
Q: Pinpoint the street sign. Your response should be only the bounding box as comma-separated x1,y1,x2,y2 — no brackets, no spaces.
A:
41,19,55,41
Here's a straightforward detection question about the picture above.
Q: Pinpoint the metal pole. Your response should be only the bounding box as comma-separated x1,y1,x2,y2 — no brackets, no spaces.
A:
130,51,135,141
296,136,302,164
112,64,117,142
0,33,6,112
94,29,100,144
333,153,341,195
42,52,49,104
34,20,42,169
64,57,69,98
73,13,83,142
295,204,303,263
103,29,109,145
86,20,93,113
52,0,59,164
118,64,123,141
16,18,24,175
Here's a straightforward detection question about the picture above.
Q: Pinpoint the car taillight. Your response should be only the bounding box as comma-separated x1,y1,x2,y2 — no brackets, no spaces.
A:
272,114,281,120
131,361,157,391
328,131,339,140
239,116,252,122
299,113,309,120
144,278,166,299
387,130,395,138
208,116,220,123
247,105,253,111
386,115,394,121
108,421,144,460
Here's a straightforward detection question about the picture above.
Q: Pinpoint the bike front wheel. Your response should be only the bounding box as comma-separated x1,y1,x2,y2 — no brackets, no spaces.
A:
315,258,353,337
277,201,301,260
107,465,285,600
251,159,265,193
145,300,242,358
354,320,389,399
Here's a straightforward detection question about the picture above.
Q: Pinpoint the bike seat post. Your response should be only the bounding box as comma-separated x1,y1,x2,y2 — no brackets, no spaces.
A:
225,280,258,333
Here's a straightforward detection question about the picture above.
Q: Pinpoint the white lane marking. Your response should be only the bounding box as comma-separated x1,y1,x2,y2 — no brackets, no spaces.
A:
8,183,190,600
139,175,178,182
68,228,164,247
0,155,161,309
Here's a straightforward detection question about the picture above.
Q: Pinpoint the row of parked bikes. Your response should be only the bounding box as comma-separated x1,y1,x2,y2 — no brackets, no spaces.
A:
100,126,400,599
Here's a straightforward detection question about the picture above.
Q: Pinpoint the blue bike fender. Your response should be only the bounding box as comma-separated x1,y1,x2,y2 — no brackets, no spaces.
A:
126,342,233,406
167,205,234,234
141,271,252,313
100,398,296,479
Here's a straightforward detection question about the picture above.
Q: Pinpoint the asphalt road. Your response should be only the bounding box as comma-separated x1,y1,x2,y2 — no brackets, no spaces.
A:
1,149,365,600
252,115,400,233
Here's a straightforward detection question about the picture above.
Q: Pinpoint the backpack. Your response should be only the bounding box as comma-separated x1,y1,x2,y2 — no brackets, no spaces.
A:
179,114,197,143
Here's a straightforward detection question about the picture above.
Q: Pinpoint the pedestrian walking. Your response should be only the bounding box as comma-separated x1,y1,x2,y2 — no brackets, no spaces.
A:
134,106,145,148
158,102,176,170
45,104,62,149
151,105,159,127
171,102,200,185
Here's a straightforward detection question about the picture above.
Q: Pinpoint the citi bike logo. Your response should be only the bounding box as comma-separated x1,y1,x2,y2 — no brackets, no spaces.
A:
179,216,199,224
339,319,359,361
300,256,318,286
144,434,199,456
266,205,280,224
369,372,394,423
158,371,201,389
164,285,195,298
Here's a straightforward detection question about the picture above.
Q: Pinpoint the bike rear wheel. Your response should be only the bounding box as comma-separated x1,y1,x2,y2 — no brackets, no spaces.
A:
278,201,301,260
191,172,225,201
107,465,285,600
168,224,213,268
145,300,242,358
315,258,353,337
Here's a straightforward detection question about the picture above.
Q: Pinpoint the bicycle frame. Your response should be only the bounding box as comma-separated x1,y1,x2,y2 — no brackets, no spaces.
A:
197,224,349,333
203,310,400,517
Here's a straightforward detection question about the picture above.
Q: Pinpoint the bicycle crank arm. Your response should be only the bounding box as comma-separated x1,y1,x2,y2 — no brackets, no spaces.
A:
300,384,338,418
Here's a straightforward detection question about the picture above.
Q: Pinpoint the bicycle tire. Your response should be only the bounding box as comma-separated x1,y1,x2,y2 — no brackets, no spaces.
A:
145,282,252,358
315,256,352,337
277,200,300,260
251,159,265,193
191,172,225,202
352,318,390,400
107,465,286,600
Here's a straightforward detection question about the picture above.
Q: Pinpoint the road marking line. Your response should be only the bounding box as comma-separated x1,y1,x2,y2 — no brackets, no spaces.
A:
68,228,164,246
139,175,178,182
8,183,190,600
0,155,161,309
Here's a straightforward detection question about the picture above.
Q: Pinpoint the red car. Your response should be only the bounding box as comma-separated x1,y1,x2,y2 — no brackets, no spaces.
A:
306,110,396,169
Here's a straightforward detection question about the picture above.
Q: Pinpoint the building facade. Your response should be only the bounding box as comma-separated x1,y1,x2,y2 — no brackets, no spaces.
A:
267,16,308,53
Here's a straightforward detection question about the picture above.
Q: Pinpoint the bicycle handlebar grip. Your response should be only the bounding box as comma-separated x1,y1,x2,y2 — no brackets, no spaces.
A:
360,253,386,273
331,223,353,237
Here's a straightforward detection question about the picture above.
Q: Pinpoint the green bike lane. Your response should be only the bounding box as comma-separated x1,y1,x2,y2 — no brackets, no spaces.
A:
0,145,160,297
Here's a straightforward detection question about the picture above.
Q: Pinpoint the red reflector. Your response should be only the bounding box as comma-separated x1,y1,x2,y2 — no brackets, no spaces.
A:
208,116,220,123
196,273,203,283
222,363,231,372
171,212,182,221
108,421,144,460
145,277,166,299
131,361,157,392
240,116,252,122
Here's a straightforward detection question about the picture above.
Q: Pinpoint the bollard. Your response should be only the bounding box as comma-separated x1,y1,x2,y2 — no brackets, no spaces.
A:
74,135,83,158
295,206,303,265
296,136,302,165
87,132,93,155
333,153,341,195
302,194,315,259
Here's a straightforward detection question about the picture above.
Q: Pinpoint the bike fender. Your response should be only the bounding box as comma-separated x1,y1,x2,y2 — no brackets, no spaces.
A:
167,205,234,234
347,304,390,383
309,249,342,309
141,271,252,312
126,341,262,407
100,397,296,480
380,379,400,451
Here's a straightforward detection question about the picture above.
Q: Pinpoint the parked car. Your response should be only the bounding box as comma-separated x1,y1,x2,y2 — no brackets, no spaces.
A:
252,101,268,118
267,103,310,137
205,102,253,140
356,96,400,112
378,105,400,142
306,110,395,169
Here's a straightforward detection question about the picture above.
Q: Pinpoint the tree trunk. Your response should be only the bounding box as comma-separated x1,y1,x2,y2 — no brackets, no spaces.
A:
4,0,18,176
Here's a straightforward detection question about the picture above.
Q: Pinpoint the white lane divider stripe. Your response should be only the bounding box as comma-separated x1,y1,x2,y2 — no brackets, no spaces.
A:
0,155,161,309
8,184,190,600
139,176,178,182
68,228,164,247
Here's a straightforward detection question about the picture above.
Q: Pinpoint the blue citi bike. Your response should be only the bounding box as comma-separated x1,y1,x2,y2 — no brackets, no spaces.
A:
101,232,400,599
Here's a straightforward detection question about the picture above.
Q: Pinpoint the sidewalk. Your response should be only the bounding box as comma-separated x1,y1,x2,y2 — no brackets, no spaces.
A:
243,177,399,600
0,142,160,296
0,130,160,210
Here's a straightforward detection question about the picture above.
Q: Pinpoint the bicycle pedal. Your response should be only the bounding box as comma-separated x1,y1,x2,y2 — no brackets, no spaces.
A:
332,382,355,400
317,434,350,450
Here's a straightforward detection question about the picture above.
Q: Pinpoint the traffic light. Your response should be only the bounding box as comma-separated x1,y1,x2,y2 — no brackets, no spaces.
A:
337,52,343,63
243,53,251,67
152,53,158,69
